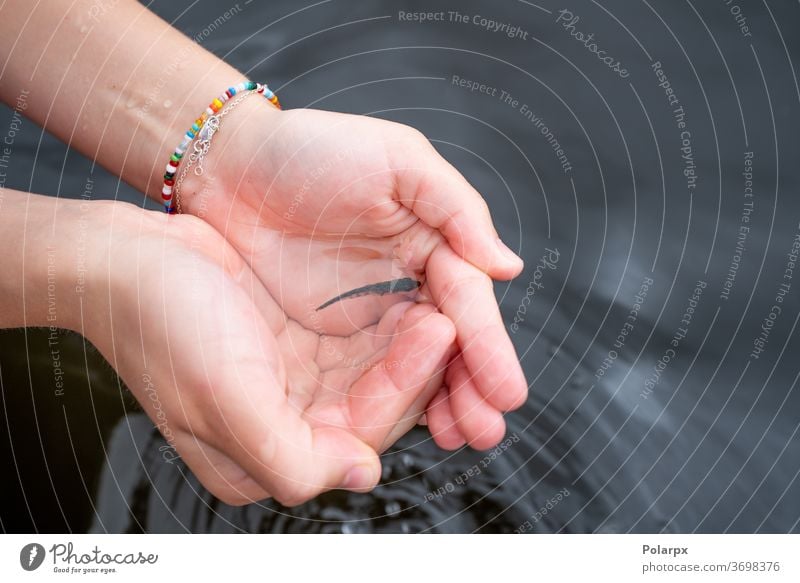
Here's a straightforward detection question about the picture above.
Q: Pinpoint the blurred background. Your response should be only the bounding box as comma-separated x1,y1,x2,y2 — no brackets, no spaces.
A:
1,0,799,533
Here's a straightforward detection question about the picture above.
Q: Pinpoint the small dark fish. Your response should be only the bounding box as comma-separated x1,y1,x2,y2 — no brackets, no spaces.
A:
316,277,421,311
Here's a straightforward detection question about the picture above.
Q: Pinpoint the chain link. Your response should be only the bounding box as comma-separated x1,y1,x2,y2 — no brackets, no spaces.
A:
173,89,257,214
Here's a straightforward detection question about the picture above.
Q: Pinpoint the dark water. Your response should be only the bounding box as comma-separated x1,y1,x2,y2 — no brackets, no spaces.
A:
2,0,800,533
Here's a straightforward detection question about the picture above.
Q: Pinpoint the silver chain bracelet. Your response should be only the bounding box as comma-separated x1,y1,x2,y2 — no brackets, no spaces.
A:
173,89,257,214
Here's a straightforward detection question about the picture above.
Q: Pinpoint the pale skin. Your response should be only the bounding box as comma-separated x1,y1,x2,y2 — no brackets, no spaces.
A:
0,0,527,506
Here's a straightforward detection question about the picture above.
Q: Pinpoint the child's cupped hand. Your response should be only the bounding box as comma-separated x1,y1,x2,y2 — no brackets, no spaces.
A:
83,203,458,507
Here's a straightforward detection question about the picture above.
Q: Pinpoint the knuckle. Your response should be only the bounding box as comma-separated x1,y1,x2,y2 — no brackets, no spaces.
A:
206,484,250,507
397,124,427,144
272,481,323,508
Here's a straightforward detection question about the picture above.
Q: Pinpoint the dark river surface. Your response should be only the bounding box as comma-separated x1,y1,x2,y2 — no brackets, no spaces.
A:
2,0,799,533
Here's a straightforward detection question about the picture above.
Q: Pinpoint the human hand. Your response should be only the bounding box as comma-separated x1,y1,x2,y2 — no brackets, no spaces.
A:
77,202,457,506
0,0,526,495
179,102,529,450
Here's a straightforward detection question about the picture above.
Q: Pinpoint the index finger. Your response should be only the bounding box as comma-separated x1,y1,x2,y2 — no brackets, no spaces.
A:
392,136,524,280
426,244,528,411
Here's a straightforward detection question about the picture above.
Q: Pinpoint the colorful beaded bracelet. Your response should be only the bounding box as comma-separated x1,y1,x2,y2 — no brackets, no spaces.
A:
161,81,281,213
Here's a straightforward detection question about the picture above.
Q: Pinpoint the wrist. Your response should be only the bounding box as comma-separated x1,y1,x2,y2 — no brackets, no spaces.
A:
0,191,141,334
65,200,159,342
171,92,282,219
130,67,252,202
0,0,253,204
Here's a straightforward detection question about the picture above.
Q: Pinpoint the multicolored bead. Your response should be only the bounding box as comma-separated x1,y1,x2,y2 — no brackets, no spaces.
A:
161,80,281,212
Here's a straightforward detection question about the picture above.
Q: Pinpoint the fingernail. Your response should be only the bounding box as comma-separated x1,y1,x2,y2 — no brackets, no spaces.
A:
342,464,376,491
496,237,522,263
